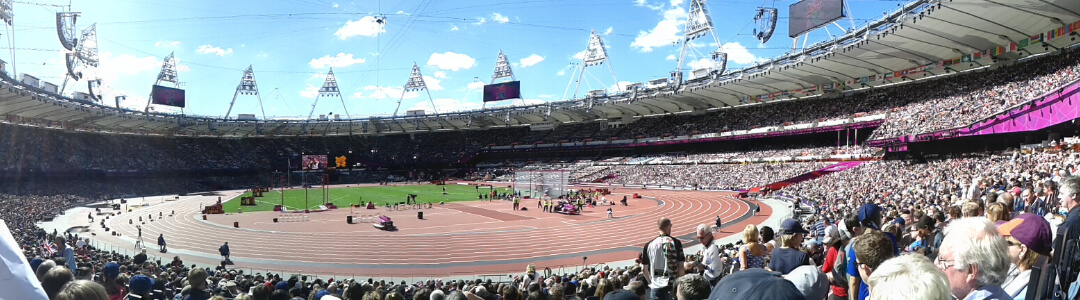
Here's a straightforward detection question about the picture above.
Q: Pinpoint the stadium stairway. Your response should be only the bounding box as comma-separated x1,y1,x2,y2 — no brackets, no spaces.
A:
759,161,864,191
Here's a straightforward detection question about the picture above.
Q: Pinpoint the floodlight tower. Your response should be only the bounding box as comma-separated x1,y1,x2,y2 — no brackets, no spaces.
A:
304,68,351,134
673,0,727,90
224,65,266,119
0,0,11,27
61,23,100,97
483,50,521,109
568,30,618,107
144,52,181,112
391,62,437,117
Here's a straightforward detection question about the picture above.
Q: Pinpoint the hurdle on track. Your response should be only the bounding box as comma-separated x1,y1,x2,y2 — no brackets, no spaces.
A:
276,215,309,222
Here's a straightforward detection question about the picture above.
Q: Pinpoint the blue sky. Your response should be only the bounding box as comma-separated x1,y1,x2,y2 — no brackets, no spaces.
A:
6,0,899,118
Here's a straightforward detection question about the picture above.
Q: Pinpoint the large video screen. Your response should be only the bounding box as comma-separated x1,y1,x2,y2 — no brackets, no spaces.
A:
788,0,845,38
151,85,186,108
302,155,327,170
483,81,521,102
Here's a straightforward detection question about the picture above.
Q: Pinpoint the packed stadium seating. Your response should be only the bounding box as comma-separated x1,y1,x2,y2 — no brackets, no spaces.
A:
9,21,1080,300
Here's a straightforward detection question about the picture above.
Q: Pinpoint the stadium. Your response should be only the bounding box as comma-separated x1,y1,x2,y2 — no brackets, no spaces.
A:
3,0,1080,299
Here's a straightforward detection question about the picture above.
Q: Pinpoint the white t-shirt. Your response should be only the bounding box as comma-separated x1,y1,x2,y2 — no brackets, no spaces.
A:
701,241,723,281
641,235,684,289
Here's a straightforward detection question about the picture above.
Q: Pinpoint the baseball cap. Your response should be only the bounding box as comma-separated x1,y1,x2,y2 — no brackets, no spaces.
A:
103,262,120,279
30,258,43,272
783,266,828,300
858,204,882,229
822,225,840,245
275,281,290,290
915,216,935,231
128,275,154,295
997,213,1053,256
710,269,805,300
779,219,809,235
314,290,331,300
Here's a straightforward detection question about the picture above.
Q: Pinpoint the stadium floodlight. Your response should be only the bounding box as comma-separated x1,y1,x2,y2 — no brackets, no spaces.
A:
55,12,79,51
76,24,98,66
0,0,12,26
143,52,181,112
60,23,99,96
491,50,516,83
304,68,354,134
566,30,618,108
482,50,524,109
225,65,266,120
674,0,727,91
391,62,437,117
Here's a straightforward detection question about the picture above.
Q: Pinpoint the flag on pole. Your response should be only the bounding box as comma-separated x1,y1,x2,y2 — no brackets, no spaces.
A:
993,46,1005,56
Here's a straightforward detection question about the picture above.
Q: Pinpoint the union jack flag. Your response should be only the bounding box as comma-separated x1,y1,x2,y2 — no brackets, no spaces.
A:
42,242,56,256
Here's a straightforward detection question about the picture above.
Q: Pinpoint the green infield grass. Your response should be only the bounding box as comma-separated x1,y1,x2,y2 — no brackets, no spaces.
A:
221,184,507,212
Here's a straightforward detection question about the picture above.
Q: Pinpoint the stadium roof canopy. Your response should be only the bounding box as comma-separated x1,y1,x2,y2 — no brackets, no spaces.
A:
1,0,1078,137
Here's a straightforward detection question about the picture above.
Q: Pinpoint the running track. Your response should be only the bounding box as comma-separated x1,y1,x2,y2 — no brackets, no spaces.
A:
82,186,771,277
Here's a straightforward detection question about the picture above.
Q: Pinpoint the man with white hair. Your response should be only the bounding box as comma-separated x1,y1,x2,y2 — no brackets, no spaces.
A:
935,217,1012,300
693,224,722,286
866,254,952,300
1054,176,1080,295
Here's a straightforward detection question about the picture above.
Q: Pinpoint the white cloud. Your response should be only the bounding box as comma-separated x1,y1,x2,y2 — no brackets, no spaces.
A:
687,57,719,70
332,3,338,8
556,70,566,76
631,7,686,52
433,71,448,79
519,54,544,68
423,75,444,90
666,54,676,60
300,85,320,99
97,51,162,85
450,24,460,31
634,0,664,10
467,81,485,90
604,27,613,35
474,17,486,25
309,53,366,69
256,52,269,59
363,85,419,100
396,11,408,15
670,0,684,7
491,13,509,24
334,16,385,39
572,50,587,60
427,51,476,71
409,98,482,113
154,40,180,48
721,42,759,65
195,44,233,56
172,58,191,72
